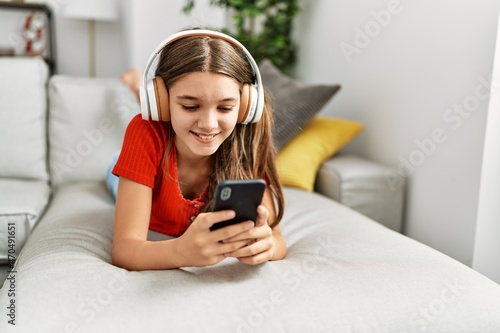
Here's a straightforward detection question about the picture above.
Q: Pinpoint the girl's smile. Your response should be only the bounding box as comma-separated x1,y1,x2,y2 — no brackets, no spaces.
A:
191,131,219,142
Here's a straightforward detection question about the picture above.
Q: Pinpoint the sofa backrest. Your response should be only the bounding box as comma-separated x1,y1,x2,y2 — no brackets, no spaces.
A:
0,57,49,181
48,76,138,186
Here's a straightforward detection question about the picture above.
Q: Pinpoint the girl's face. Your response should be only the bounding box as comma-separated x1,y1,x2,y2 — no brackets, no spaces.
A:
169,71,240,160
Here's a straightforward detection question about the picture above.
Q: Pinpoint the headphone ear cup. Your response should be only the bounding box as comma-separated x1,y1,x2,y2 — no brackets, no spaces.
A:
249,84,262,123
238,83,251,124
152,76,170,121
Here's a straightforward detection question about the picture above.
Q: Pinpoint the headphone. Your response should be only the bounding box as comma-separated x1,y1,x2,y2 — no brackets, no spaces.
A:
140,29,264,124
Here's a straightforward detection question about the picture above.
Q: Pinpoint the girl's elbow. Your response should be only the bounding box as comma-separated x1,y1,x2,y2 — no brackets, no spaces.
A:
111,242,132,270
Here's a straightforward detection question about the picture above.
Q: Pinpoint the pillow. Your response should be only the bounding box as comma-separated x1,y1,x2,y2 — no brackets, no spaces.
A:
259,59,341,151
0,57,49,180
276,116,364,191
48,76,138,186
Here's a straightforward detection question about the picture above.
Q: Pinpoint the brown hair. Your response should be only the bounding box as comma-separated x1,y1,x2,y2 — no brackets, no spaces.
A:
155,32,284,227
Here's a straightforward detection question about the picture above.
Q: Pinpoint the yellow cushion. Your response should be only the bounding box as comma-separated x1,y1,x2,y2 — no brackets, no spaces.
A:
276,116,364,191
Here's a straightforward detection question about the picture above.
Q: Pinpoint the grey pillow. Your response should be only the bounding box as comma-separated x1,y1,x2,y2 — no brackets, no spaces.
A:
259,59,341,151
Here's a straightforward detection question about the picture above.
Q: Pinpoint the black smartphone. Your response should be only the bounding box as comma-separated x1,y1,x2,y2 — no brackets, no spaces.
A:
209,179,266,231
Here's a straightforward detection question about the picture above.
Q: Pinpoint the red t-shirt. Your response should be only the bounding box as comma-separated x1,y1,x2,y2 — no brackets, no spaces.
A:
113,114,207,236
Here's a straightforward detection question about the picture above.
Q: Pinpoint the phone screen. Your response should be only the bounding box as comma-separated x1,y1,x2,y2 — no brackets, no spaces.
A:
209,179,266,231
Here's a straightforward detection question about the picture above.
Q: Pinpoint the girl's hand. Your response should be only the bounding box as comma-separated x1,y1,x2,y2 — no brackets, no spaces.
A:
172,210,254,268
221,205,278,265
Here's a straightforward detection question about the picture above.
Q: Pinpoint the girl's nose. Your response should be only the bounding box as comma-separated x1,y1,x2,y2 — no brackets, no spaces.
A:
197,109,218,130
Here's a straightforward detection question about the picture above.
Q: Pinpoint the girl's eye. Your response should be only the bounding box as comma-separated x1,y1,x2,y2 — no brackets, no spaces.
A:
219,106,235,112
182,105,199,111
181,105,234,112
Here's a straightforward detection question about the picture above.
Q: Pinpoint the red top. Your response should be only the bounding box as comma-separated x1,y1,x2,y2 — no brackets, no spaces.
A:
113,114,207,236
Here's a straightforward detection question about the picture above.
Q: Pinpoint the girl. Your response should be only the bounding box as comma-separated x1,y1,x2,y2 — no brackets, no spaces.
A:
111,29,286,270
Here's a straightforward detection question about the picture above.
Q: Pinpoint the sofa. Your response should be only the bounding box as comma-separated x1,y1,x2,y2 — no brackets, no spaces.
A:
1,56,500,332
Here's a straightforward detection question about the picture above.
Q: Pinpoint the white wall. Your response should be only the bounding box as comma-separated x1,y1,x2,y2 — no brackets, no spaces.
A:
54,14,125,77
124,0,226,70
473,9,500,284
293,0,500,266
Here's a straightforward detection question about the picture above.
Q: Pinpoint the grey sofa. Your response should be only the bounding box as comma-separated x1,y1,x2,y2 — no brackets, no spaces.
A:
1,57,500,332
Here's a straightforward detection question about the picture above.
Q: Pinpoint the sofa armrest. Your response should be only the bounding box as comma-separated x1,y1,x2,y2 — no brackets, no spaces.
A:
314,154,405,232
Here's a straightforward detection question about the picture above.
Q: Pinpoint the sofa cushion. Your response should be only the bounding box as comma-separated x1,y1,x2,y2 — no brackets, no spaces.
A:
315,154,406,232
259,59,341,151
2,182,499,332
276,116,364,191
0,57,49,180
0,179,51,264
48,76,138,185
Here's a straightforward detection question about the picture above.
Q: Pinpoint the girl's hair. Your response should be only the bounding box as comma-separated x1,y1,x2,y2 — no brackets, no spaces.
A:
155,32,284,227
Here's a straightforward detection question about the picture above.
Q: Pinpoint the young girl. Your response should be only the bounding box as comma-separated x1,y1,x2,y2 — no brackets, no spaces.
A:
111,29,286,270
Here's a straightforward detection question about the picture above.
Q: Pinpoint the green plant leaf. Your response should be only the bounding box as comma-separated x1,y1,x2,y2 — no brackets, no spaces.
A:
182,0,299,72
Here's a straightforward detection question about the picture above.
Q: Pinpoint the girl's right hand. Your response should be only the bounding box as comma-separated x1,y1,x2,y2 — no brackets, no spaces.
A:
172,210,254,267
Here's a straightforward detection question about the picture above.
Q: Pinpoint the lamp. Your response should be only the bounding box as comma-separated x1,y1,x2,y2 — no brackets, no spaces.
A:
61,0,118,77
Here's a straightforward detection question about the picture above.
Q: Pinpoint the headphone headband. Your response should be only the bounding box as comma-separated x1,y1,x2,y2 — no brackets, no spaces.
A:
140,29,264,124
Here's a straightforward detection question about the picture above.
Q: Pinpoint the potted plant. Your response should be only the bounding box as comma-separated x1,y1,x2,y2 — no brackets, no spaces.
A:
183,0,299,72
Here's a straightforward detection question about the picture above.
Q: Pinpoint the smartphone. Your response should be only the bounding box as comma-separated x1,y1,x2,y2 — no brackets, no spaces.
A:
209,179,266,231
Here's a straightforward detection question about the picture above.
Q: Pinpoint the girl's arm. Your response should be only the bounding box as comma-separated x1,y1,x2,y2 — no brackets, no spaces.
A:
112,177,255,270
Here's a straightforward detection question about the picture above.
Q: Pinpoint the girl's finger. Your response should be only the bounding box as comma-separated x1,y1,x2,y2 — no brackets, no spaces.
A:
254,205,269,227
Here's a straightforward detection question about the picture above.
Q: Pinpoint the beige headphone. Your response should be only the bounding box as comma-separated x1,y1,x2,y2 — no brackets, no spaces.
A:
139,29,264,124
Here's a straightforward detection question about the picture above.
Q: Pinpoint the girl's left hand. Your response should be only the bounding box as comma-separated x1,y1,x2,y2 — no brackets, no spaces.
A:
221,205,277,265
